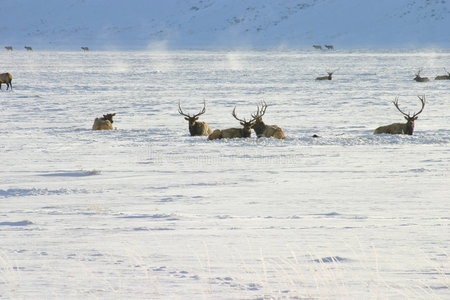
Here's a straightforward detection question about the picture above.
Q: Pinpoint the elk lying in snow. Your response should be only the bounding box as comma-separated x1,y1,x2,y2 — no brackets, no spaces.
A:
24,46,33,51
207,107,255,140
4,46,13,51
178,101,213,136
373,96,426,135
251,101,286,139
413,69,430,82
434,68,450,80
92,113,116,130
316,70,336,80
0,72,13,90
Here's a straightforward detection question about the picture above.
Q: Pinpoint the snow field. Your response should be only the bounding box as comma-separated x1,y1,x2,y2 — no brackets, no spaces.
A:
0,50,449,299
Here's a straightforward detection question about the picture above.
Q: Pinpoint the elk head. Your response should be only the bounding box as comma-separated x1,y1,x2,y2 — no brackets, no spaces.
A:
393,96,426,135
251,101,268,129
414,69,430,82
232,106,255,137
103,113,116,123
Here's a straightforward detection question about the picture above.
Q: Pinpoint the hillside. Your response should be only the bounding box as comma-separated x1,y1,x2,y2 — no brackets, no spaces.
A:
1,0,449,50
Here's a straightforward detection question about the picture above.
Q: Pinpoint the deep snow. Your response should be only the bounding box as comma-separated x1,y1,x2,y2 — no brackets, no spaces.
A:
1,0,449,50
0,49,449,299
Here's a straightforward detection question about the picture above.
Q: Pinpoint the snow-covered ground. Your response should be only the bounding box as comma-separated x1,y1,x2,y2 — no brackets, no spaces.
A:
1,0,449,50
0,49,449,299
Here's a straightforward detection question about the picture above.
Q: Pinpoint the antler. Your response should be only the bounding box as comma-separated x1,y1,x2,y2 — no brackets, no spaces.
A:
393,96,426,118
251,101,268,119
412,95,426,118
178,100,207,118
392,97,410,117
415,68,423,76
232,106,256,123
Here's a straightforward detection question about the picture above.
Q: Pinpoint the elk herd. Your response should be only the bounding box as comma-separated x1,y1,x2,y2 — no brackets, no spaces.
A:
0,47,447,137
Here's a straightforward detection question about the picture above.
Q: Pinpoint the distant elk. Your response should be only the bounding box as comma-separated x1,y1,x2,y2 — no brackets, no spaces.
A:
81,47,89,51
207,107,256,140
24,46,33,51
5,46,13,51
413,69,430,82
316,69,337,80
0,72,13,90
434,68,450,80
251,101,286,139
324,45,334,50
92,113,116,130
373,96,426,135
178,101,213,136
313,45,322,50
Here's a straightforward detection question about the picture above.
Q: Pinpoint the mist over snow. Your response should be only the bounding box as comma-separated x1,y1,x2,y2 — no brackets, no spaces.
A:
1,0,449,50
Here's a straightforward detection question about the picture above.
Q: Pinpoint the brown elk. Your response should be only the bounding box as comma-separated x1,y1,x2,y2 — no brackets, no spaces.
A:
313,45,322,50
251,101,286,139
207,107,256,140
178,101,213,136
4,46,13,51
0,72,13,90
92,113,116,130
373,96,426,135
325,45,334,50
434,68,450,80
81,47,89,51
316,70,336,80
24,46,33,51
413,69,430,82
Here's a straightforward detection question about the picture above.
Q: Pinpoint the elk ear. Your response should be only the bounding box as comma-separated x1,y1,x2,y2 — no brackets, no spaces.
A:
404,116,409,121
240,122,245,126
194,117,199,121
185,117,189,121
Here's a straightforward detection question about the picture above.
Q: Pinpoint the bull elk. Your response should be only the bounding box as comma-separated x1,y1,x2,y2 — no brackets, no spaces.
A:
313,45,322,50
24,46,33,51
92,113,116,130
0,72,13,90
207,107,255,140
4,46,13,51
178,101,213,136
325,45,334,50
434,68,450,80
413,69,430,82
251,101,286,139
373,96,426,135
81,47,89,51
316,70,336,80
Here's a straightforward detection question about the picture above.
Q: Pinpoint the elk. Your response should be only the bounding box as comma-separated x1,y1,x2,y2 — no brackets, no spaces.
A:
251,101,286,139
4,46,13,51
313,45,322,50
92,113,116,130
24,46,33,51
316,70,336,80
0,72,13,90
373,96,426,135
178,101,213,136
325,45,334,50
413,69,430,82
81,47,89,51
207,107,256,140
434,68,450,80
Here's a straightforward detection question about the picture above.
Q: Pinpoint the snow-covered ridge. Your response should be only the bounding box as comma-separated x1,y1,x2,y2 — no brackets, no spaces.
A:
1,0,449,50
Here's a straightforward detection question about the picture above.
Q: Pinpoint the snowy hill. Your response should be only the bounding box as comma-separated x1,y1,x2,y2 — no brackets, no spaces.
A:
1,0,449,50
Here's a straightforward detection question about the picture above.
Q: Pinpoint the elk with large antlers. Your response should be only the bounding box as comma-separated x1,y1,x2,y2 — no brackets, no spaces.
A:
413,69,430,82
178,101,213,136
373,96,426,135
207,107,255,140
434,68,450,80
251,101,286,139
